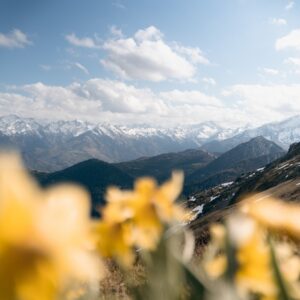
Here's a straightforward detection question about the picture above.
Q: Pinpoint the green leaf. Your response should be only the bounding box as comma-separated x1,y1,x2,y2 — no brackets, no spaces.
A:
182,262,205,299
224,226,238,281
131,234,185,300
269,237,291,300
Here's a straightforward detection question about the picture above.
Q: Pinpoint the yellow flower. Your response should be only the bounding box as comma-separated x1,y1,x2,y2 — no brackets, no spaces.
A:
234,220,276,297
205,216,277,298
94,221,135,266
205,255,227,279
203,224,227,279
151,171,185,222
240,195,300,298
0,153,101,300
242,195,300,239
204,195,300,299
94,172,186,265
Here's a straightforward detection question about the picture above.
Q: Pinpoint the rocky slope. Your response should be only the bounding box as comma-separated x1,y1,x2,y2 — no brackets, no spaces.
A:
185,136,285,193
187,142,300,240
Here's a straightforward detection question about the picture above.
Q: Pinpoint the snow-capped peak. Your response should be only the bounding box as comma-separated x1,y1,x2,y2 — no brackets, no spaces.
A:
43,119,94,137
1,114,299,150
0,114,41,136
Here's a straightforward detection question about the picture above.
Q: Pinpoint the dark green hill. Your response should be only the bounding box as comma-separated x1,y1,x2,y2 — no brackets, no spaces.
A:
35,159,134,216
115,148,216,182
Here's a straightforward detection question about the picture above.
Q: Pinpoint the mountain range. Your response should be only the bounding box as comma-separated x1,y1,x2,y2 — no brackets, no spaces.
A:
185,136,285,193
115,148,216,182
0,115,240,171
201,115,300,153
0,114,299,172
34,136,286,214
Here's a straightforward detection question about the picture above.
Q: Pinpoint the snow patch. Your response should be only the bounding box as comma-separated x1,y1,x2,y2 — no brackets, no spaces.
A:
210,195,220,202
256,167,265,172
221,181,234,187
188,196,196,202
191,204,204,219
277,163,290,170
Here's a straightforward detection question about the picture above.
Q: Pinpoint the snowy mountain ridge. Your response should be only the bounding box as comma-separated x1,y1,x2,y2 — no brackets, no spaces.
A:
0,114,299,172
0,114,241,144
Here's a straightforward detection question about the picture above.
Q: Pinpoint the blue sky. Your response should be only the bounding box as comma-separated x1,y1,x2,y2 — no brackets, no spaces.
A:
0,0,300,127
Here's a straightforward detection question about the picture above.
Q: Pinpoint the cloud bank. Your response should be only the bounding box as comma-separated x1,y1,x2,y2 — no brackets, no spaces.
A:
1,80,299,128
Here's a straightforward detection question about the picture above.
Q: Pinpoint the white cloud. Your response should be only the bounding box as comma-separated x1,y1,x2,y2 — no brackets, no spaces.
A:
2,80,168,122
110,26,123,38
74,62,89,75
261,67,279,75
3,80,299,128
78,79,167,114
285,1,294,10
0,29,32,49
202,77,217,85
284,57,300,66
0,79,234,126
40,65,52,71
174,44,210,65
269,18,287,26
222,84,300,125
160,89,221,106
284,57,300,74
101,26,209,81
112,2,125,9
276,29,300,51
134,26,163,41
65,33,100,49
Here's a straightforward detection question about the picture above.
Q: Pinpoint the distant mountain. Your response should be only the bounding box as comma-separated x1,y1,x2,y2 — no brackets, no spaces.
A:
232,141,300,198
31,136,288,217
35,159,134,216
115,148,216,182
202,115,300,153
0,114,298,172
185,136,285,192
0,115,241,172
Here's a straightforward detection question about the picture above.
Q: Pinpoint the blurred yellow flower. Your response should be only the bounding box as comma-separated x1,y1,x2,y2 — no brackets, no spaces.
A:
234,220,276,297
95,172,187,265
242,195,300,240
94,221,135,266
240,195,300,299
205,255,227,279
204,195,300,300
204,224,227,279
205,216,277,298
0,153,101,300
